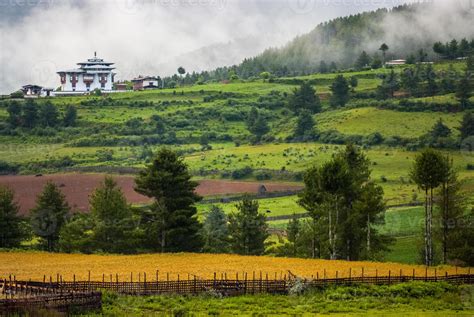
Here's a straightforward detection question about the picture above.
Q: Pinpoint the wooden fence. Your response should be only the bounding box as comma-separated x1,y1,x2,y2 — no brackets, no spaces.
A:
0,292,102,314
2,273,473,297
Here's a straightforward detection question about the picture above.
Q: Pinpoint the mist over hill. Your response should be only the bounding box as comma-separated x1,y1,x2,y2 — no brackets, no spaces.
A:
227,2,474,78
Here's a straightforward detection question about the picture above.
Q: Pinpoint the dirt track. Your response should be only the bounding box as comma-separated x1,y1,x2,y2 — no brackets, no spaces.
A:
0,174,302,214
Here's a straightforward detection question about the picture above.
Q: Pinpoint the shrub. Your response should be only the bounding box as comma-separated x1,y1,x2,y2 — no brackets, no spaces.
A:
231,166,253,179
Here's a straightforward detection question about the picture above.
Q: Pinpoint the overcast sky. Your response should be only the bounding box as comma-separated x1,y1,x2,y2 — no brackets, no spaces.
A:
0,0,461,94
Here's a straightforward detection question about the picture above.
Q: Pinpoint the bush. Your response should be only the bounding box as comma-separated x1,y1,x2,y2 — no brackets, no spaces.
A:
0,160,19,174
255,170,272,181
10,91,24,99
231,166,253,179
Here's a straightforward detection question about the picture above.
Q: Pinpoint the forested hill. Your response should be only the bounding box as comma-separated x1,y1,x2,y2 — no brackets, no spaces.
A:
225,3,474,78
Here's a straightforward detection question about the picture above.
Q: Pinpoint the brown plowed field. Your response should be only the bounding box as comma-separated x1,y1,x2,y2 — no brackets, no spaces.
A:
0,174,302,214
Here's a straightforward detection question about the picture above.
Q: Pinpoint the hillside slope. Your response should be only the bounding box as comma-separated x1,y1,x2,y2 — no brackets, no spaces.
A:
228,3,474,77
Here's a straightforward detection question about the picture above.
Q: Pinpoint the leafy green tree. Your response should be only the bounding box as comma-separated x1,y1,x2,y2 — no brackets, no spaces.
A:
410,149,448,266
228,197,268,255
259,72,271,81
459,112,474,139
63,105,77,127
430,119,451,139
30,181,70,251
0,186,29,248
288,82,321,114
89,177,137,253
294,109,316,140
135,148,202,252
177,67,186,75
202,206,229,253
329,75,350,107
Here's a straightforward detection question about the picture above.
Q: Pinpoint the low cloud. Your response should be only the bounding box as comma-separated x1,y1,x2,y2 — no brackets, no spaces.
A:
0,0,453,94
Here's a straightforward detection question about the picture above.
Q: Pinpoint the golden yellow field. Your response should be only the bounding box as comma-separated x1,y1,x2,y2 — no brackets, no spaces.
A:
0,252,470,282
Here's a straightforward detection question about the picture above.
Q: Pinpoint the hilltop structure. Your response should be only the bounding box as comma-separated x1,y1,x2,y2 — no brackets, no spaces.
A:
131,76,160,91
57,53,115,93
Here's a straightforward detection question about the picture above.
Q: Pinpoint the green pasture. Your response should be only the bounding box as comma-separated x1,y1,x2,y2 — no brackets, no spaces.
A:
317,107,463,138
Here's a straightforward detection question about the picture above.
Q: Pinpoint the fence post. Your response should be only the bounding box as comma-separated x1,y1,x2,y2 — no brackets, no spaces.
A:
425,267,428,282
244,272,248,295
434,268,437,282
413,269,415,281
349,268,351,283
265,273,268,292
213,272,216,289
361,267,364,283
400,269,403,282
259,271,262,293
88,271,91,292
193,275,197,294
388,270,391,285
375,269,378,284
144,272,147,294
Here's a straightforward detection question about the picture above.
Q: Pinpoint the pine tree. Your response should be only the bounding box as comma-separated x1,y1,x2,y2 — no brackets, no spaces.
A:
22,99,38,128
379,43,389,64
410,149,448,266
294,109,316,140
63,105,77,127
247,110,270,142
288,82,321,114
6,101,21,127
202,206,229,253
39,101,60,127
135,148,202,252
287,213,301,256
355,51,371,69
456,72,472,110
228,197,268,255
377,69,399,99
459,112,474,139
89,177,136,253
0,186,28,248
401,67,420,96
329,75,350,107
434,156,467,264
30,181,70,251
299,145,390,261
430,119,451,139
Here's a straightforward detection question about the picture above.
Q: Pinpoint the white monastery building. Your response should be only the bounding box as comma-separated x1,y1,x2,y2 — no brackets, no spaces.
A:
57,53,115,92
